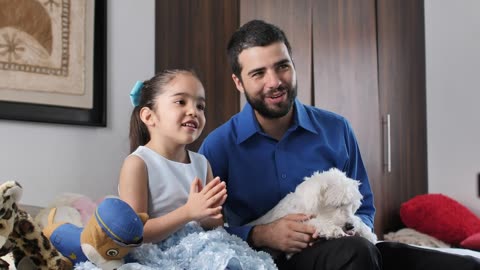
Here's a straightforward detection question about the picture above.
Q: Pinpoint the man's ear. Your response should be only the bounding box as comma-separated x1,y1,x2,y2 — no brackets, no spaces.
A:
140,107,155,127
232,74,245,93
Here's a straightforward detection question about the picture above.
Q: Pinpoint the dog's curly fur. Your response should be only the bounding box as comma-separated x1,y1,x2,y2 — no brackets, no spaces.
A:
250,168,377,245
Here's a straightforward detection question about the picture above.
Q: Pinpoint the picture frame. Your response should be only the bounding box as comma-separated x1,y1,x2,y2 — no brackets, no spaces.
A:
0,0,106,127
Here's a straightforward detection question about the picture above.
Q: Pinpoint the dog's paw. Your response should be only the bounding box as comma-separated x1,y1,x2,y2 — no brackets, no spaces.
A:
307,218,348,239
358,227,377,243
365,231,378,243
352,218,377,243
316,225,348,239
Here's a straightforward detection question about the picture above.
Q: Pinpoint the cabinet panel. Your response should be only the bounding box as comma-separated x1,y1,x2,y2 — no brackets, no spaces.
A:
312,0,385,236
240,0,312,106
377,0,428,233
155,0,240,150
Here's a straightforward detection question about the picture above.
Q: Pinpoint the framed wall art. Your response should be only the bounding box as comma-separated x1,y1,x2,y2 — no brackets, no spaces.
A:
0,0,106,126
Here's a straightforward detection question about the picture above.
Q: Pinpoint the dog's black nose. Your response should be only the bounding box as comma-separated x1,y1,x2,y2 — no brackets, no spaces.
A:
344,222,354,231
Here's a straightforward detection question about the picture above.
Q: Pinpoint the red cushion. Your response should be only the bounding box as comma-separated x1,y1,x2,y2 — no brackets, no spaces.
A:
461,232,480,250
400,194,480,245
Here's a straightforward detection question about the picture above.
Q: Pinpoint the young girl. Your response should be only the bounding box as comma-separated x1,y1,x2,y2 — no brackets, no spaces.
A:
118,69,227,243
116,70,276,270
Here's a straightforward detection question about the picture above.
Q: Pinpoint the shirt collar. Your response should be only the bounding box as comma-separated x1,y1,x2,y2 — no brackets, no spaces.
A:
236,98,317,144
294,99,317,134
236,102,259,144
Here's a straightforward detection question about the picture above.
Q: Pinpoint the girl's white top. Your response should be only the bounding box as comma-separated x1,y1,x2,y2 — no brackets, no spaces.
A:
131,146,208,218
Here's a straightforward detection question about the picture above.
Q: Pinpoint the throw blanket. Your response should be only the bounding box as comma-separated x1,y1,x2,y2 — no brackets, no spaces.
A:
384,228,451,248
75,222,277,270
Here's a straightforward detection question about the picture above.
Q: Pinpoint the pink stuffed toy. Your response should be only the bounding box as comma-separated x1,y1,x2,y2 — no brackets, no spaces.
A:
71,196,101,225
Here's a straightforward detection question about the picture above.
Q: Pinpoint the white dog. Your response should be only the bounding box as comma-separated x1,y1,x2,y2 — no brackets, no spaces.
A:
249,168,377,247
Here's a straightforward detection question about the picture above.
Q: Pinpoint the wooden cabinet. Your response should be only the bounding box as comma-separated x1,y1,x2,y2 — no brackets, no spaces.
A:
240,0,312,106
155,0,427,236
310,0,385,233
376,0,428,234
155,0,240,151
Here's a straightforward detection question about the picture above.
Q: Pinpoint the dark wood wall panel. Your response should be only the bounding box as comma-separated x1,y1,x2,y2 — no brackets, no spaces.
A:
240,0,312,106
377,0,428,233
312,0,384,235
155,0,240,150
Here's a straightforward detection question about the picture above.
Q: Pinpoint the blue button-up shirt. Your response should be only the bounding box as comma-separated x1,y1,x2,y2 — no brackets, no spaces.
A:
199,99,375,241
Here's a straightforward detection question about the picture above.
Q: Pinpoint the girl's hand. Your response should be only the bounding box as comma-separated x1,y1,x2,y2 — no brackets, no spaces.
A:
184,177,227,221
206,177,228,208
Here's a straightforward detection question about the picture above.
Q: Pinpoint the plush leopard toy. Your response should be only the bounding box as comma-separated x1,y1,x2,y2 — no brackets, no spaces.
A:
0,181,71,270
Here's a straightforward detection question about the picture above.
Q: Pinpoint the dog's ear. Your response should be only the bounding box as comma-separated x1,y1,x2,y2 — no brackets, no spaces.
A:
322,169,363,210
341,179,363,213
296,171,329,213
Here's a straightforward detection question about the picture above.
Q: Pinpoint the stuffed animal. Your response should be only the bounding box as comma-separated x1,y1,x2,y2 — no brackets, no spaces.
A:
0,181,71,270
43,197,148,269
35,193,102,228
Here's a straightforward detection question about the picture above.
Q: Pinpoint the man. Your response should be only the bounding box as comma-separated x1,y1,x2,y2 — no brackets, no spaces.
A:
199,19,380,269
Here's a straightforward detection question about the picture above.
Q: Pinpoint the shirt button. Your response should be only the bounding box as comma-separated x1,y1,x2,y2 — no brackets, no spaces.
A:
281,173,287,179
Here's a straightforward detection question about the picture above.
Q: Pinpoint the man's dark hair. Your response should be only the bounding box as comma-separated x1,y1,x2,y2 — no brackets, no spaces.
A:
227,20,292,79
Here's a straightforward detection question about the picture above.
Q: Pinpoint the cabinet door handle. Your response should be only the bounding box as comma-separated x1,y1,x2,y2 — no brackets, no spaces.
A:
383,114,392,173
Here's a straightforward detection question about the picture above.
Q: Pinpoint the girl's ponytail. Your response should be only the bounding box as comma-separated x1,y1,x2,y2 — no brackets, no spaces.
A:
129,106,149,153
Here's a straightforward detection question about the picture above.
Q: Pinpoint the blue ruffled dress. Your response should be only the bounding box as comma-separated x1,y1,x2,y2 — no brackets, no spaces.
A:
75,222,277,270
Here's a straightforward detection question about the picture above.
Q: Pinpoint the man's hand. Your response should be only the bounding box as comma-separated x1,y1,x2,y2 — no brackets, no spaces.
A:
250,214,317,253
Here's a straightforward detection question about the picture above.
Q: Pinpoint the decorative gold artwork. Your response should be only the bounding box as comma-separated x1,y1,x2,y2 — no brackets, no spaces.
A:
0,0,106,126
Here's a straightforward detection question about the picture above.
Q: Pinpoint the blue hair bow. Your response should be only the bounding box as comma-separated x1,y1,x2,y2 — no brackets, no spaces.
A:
130,81,143,107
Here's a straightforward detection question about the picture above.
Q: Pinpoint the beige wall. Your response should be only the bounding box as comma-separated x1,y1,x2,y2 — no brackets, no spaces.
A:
0,0,155,206
426,0,480,215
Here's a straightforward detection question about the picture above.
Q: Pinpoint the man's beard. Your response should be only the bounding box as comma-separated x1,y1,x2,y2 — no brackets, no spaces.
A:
244,82,297,119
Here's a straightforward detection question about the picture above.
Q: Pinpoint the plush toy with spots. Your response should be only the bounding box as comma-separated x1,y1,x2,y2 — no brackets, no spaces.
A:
0,181,71,270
